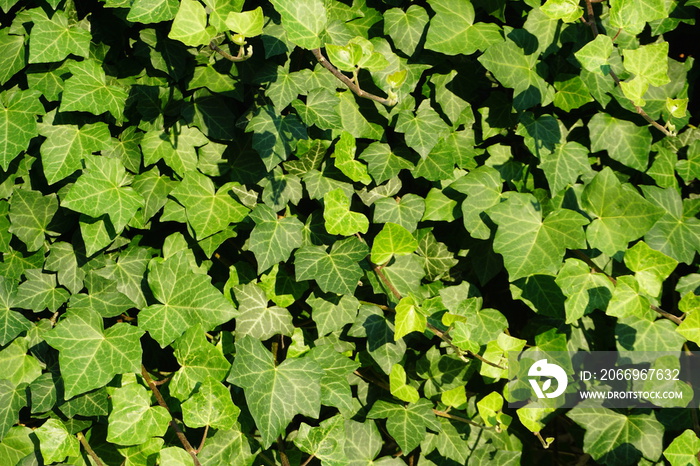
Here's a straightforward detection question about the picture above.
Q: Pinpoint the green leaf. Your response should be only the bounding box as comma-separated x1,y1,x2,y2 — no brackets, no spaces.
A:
396,100,449,158
246,106,307,171
43,309,144,399
574,34,614,74
61,155,144,232
0,30,25,86
308,345,359,415
606,275,654,320
623,42,670,87
107,382,170,445
225,7,264,37
171,171,249,240
553,75,594,111
14,269,69,312
198,425,255,466
394,295,426,341
233,282,293,340
0,427,34,463
371,223,418,265
127,0,179,23
367,399,439,453
477,392,511,430
609,0,669,34
488,193,588,280
425,0,491,55
0,380,25,442
616,316,685,357
582,168,664,256
323,188,369,236
182,377,240,430
292,89,342,131
35,419,79,464
541,0,583,22
624,241,678,296
38,122,111,185
141,124,209,177
28,10,90,64
664,429,700,466
384,5,429,56
169,0,215,46
415,229,458,280
0,277,31,346
0,89,44,170
567,408,663,464
555,258,614,323
295,237,368,294
539,141,592,195
373,195,425,233
308,294,358,336
249,205,302,273
390,364,419,403
9,188,58,252
141,251,237,346
61,60,129,119
228,336,323,448
269,0,327,49
294,416,348,465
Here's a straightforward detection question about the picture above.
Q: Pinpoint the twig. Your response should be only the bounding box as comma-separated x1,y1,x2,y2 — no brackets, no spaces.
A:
432,409,492,430
354,369,391,391
277,437,291,466
311,48,397,106
582,0,673,136
77,431,105,466
300,454,317,466
534,431,553,449
209,41,252,62
141,365,202,466
196,425,209,453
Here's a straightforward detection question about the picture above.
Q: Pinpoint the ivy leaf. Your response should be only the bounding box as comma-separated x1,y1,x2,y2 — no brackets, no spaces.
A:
246,106,307,171
0,89,44,170
574,34,614,74
582,168,664,256
396,101,449,158
233,282,293,340
373,195,424,233
415,229,458,280
61,155,144,232
0,339,41,386
623,42,670,87
141,251,238,347
567,408,663,464
171,171,249,240
359,142,413,185
553,75,593,111
35,419,79,464
663,429,700,466
457,165,503,239
624,241,678,296
616,316,685,358
384,5,429,56
182,377,240,430
0,277,31,346
198,425,256,465
107,383,170,445
308,294,358,336
425,0,500,55
269,0,327,49
367,399,439,453
588,113,652,172
225,7,264,37
394,295,426,341
332,132,372,185
228,336,323,448
292,88,342,131
308,345,359,415
13,269,69,313
249,205,303,273
606,276,654,320
38,122,111,185
169,0,215,46
541,0,583,22
43,309,144,399
390,363,420,403
555,258,614,323
539,141,593,195
294,416,348,465
323,188,369,236
371,223,418,265
9,188,58,252
488,193,588,280
126,0,179,23
610,0,668,34
0,381,25,442
0,30,25,86
28,9,90,64
169,324,232,400
295,237,368,294
61,60,129,120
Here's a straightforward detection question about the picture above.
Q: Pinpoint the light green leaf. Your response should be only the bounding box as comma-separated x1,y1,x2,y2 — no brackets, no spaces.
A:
28,10,90,64
141,124,209,177
541,0,582,22
308,345,359,415
664,429,700,466
269,0,327,49
0,30,25,86
13,269,69,313
624,241,678,296
295,237,368,294
0,381,25,442
0,427,34,463
43,309,144,399
198,425,255,466
539,141,592,195
384,5,429,56
39,122,111,185
246,105,307,171
555,258,614,323
373,195,424,233
249,205,302,273
0,89,44,170
396,100,449,158
367,399,439,453
390,364,419,403
294,416,348,466
616,316,685,358
415,229,458,280
623,42,670,87
394,295,426,341
225,7,264,37
228,336,323,448
359,143,413,185
677,306,700,345
292,88,342,130
61,155,143,232
158,447,194,466
606,275,654,320
141,251,237,347
127,0,179,23
233,281,293,340
9,188,58,252
553,75,594,111
371,223,418,265
35,419,79,464
610,0,669,34
574,34,614,74
451,309,507,349
567,408,663,464
0,338,41,386
169,0,215,46
61,60,129,120
425,0,475,55
323,188,369,236
182,377,239,430
477,392,511,430
488,193,588,280
0,277,31,346
107,383,170,445
582,168,664,256
332,132,371,185
308,294,358,336
422,188,458,222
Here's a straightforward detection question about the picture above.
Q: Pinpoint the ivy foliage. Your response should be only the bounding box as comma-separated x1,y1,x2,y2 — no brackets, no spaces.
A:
0,0,699,464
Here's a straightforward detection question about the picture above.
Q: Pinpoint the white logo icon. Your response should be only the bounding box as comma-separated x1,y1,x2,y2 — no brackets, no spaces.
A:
528,359,568,399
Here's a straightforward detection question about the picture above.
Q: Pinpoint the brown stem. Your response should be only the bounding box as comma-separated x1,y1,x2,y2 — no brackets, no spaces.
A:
311,48,397,106
582,0,673,137
77,431,105,466
141,365,202,466
209,41,252,62
354,369,391,391
196,425,209,453
300,454,316,466
432,409,492,430
277,437,291,466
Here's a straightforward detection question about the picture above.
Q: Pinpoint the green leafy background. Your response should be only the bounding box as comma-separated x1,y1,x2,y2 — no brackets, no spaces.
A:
0,0,699,464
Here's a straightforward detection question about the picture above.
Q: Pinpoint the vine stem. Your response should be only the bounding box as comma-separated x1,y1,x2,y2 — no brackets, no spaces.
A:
311,48,397,106
573,250,683,325
141,365,203,466
432,409,493,430
77,431,105,466
209,41,252,62
582,0,673,136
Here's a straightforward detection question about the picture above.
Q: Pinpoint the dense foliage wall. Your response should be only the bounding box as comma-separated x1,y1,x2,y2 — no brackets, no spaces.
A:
0,0,699,464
